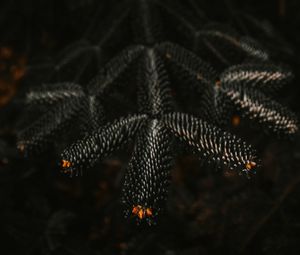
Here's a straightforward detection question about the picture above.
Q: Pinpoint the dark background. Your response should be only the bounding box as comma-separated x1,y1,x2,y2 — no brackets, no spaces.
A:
0,1,300,254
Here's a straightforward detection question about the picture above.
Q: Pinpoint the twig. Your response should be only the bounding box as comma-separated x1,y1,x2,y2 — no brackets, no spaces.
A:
239,175,300,253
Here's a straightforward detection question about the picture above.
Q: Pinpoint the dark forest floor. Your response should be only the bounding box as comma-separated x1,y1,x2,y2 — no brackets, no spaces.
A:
0,1,300,254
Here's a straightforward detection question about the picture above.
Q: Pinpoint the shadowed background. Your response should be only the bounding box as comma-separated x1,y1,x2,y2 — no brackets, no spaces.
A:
0,0,299,254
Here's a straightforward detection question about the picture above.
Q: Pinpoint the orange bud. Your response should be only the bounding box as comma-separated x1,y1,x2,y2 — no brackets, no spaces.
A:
132,205,141,215
231,115,241,127
245,161,256,171
62,160,72,168
138,209,145,220
146,208,153,217
132,205,153,219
